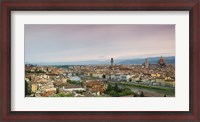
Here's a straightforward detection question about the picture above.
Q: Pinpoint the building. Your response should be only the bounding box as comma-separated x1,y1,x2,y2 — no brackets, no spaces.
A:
105,74,111,80
120,74,132,82
84,81,108,95
144,58,149,69
165,80,175,87
158,56,166,67
31,84,38,92
111,58,114,66
156,78,165,86
42,88,57,97
92,73,103,78
62,85,85,92
110,74,116,80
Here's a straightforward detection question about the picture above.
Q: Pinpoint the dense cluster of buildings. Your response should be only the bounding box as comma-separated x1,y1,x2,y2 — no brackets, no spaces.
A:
25,57,175,97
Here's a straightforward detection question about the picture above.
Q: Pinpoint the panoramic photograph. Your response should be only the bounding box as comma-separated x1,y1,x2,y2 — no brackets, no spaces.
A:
25,24,175,97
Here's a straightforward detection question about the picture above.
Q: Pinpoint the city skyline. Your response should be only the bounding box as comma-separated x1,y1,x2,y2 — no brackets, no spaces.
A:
25,24,175,63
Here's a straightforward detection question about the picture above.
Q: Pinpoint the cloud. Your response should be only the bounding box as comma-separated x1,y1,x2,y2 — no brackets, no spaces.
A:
25,24,175,63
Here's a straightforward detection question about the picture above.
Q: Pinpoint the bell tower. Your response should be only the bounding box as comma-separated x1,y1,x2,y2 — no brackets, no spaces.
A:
111,58,114,66
145,58,149,68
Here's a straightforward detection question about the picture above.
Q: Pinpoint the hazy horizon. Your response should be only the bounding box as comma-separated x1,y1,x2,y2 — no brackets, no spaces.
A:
25,56,175,66
25,24,175,63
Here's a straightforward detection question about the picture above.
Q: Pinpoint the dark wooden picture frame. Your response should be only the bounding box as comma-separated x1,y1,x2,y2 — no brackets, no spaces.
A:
0,0,199,121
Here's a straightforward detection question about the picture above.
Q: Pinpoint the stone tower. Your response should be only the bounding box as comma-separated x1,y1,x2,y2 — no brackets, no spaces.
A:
145,58,149,68
111,58,114,66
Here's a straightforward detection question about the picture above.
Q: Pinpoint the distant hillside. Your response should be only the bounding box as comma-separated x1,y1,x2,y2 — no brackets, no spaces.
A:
117,56,175,65
26,56,175,66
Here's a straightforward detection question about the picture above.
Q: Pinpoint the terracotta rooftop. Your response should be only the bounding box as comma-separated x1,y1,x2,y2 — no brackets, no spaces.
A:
64,84,82,89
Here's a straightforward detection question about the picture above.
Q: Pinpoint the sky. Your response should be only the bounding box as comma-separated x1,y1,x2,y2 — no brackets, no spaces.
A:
25,24,175,63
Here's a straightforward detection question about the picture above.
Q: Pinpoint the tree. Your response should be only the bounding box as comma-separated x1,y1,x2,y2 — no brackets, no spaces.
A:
106,83,113,92
81,82,84,88
114,83,120,92
133,93,137,97
109,90,119,97
136,80,142,84
140,91,144,97
25,80,31,96
56,88,59,94
52,93,74,97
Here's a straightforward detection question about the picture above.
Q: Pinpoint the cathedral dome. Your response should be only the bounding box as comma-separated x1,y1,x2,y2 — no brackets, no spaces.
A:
158,56,165,65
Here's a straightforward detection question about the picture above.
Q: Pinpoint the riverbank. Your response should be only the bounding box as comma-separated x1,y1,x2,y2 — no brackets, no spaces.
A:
110,82,175,97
